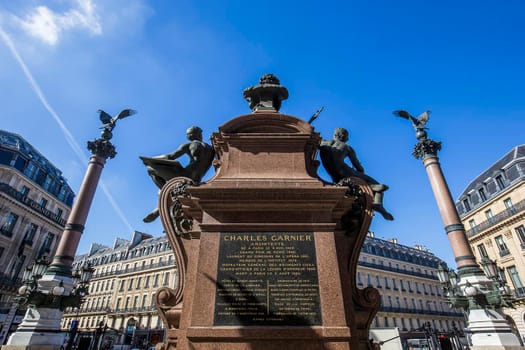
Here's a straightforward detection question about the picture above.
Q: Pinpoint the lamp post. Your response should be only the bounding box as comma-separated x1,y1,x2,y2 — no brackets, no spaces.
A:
3,110,134,350
396,110,522,349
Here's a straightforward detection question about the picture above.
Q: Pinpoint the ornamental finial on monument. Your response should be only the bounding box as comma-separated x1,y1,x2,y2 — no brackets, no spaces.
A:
243,73,289,112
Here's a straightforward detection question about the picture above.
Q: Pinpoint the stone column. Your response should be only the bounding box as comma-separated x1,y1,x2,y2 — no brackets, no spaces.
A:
409,125,523,350
4,129,118,350
46,139,115,279
413,139,479,275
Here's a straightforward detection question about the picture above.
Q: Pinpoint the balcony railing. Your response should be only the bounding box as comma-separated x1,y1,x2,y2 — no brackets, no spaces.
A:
91,260,175,279
379,306,463,317
466,198,525,237
0,227,13,238
513,287,525,298
0,272,22,290
0,183,66,226
358,260,437,280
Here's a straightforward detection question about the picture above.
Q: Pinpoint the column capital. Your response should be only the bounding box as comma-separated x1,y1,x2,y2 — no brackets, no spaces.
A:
87,138,116,159
413,138,442,160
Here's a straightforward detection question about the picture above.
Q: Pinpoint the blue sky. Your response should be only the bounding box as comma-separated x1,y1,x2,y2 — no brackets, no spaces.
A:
1,0,524,267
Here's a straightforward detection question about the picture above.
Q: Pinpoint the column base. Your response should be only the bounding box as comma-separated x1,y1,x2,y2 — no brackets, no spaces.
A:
2,345,62,350
2,307,65,349
471,347,524,350
469,309,523,348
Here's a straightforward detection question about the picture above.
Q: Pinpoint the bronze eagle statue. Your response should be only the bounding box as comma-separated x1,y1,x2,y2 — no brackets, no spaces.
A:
98,109,136,140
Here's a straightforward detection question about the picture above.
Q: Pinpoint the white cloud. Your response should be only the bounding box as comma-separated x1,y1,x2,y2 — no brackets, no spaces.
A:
17,0,102,45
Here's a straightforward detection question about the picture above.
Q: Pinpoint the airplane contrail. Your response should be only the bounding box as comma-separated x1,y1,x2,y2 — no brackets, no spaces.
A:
0,27,134,234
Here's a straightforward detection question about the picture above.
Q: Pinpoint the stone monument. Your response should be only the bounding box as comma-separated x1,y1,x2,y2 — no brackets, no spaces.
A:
152,75,381,350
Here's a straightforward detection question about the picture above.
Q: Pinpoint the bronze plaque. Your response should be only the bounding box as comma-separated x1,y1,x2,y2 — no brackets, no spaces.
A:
214,232,322,326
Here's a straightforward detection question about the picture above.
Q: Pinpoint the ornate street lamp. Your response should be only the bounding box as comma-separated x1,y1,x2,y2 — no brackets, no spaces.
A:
16,259,93,311
395,110,522,349
4,109,135,350
437,262,451,285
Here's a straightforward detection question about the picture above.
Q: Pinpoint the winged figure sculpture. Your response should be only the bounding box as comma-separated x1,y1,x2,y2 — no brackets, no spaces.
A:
98,109,136,140
392,110,430,130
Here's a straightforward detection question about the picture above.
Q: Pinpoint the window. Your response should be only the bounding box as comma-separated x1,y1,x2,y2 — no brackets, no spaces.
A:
468,219,476,229
56,208,63,219
128,279,133,290
19,185,30,197
496,175,506,190
145,276,150,288
154,274,159,287
485,209,494,222
495,235,509,256
43,176,53,191
508,266,524,291
1,212,19,236
504,198,515,213
136,277,142,289
22,223,38,245
163,272,170,286
463,199,471,211
477,243,489,258
9,255,25,279
498,267,507,283
119,281,125,292
515,225,525,248
38,197,48,209
479,188,487,202
38,232,55,257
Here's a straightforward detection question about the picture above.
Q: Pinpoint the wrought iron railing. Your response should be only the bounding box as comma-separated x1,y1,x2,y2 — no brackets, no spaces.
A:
379,306,463,317
0,272,22,290
91,260,175,279
0,183,66,226
466,198,525,237
358,260,438,280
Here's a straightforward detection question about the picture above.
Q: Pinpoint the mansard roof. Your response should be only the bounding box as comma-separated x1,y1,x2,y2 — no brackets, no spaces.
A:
455,145,525,216
0,129,69,184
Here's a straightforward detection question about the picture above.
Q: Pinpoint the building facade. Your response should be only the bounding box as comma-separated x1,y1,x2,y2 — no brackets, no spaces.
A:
455,144,525,337
64,231,464,348
0,129,74,341
62,231,177,349
360,233,465,336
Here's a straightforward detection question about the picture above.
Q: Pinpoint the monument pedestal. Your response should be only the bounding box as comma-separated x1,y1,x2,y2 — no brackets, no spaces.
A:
156,112,379,350
2,307,64,350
